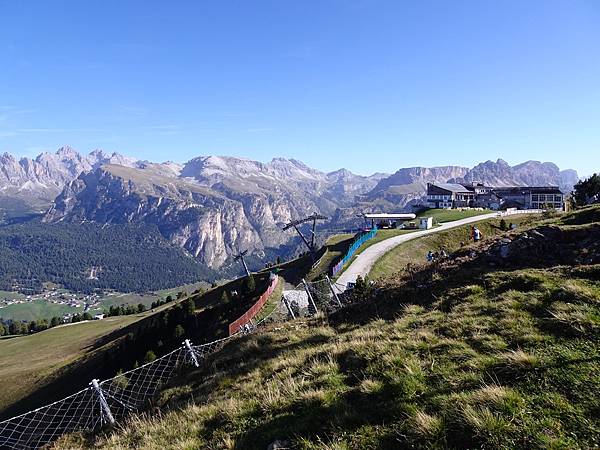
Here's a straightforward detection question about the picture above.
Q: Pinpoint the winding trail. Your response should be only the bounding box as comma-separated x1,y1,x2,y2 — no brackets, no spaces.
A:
336,213,500,289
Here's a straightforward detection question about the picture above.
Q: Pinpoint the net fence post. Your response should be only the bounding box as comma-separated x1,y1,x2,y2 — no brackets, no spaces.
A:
302,278,318,315
282,295,296,319
183,338,200,367
90,379,115,426
325,275,342,308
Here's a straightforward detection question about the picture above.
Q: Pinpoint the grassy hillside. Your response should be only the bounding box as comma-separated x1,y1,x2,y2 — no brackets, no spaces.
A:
0,228,354,419
332,209,492,277
54,207,600,449
0,272,272,419
370,214,537,279
0,314,146,414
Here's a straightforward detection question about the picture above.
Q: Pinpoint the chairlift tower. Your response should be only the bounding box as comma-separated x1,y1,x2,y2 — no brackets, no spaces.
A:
282,212,328,256
233,249,251,278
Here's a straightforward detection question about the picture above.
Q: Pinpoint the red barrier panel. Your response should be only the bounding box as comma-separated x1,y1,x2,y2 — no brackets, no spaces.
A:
228,276,279,335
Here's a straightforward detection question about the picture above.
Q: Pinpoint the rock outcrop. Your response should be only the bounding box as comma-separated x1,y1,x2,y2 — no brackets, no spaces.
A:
0,146,139,213
44,159,378,269
454,159,579,193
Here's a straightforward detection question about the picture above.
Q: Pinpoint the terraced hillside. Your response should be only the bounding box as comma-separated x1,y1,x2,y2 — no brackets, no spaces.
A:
54,206,600,449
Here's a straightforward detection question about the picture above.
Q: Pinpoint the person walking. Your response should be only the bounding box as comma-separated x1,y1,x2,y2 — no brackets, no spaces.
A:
427,250,434,262
473,226,482,242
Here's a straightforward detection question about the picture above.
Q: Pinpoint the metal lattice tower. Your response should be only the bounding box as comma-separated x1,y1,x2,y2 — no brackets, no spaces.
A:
233,249,251,278
282,212,328,255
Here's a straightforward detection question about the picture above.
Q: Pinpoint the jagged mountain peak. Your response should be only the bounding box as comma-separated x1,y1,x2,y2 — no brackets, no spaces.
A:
327,168,353,177
0,152,17,162
55,145,79,158
513,160,559,171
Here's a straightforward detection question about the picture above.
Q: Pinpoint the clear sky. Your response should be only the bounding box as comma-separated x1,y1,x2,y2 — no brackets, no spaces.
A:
0,0,598,176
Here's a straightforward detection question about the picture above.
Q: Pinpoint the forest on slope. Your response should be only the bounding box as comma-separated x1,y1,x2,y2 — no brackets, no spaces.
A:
0,221,217,293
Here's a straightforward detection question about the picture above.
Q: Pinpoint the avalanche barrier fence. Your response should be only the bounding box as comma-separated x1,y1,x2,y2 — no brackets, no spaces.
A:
0,276,351,450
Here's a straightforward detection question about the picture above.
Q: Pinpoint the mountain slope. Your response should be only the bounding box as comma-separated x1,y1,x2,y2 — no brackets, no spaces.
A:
0,220,216,293
456,159,579,192
0,146,580,272
44,162,333,269
43,156,385,269
0,147,139,220
53,206,600,450
350,160,580,215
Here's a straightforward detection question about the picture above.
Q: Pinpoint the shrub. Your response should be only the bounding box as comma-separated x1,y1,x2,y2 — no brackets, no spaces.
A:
245,274,256,294
144,350,157,363
173,324,185,339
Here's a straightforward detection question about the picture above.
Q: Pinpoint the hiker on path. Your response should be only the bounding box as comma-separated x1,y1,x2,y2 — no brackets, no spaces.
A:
473,226,482,242
427,250,434,262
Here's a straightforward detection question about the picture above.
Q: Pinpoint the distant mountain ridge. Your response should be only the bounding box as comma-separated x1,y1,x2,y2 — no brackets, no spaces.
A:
0,146,139,216
453,159,579,192
43,156,384,268
0,147,580,272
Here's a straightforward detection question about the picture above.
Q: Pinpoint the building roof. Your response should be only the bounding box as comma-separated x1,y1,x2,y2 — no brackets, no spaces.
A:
492,186,563,195
363,213,416,220
429,183,473,193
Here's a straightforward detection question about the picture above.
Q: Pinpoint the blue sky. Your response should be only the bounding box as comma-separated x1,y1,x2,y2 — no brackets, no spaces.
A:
0,0,598,176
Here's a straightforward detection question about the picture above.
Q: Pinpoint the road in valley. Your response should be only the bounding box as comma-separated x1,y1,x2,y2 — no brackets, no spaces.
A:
335,213,500,290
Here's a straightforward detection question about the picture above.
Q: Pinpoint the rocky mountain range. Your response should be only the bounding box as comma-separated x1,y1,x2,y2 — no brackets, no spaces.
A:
454,159,579,192
0,146,139,218
0,147,580,271
43,156,385,268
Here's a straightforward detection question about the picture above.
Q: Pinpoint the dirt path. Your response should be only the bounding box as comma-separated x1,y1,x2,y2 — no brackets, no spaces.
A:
336,213,501,289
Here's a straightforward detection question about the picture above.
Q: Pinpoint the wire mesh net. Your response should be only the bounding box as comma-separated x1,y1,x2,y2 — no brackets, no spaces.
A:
0,388,98,450
280,278,346,319
98,347,187,422
0,336,236,450
0,277,345,449
189,335,237,362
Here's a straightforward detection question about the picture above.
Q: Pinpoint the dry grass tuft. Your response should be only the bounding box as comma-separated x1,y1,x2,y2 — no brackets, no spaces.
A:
412,410,444,439
499,349,538,370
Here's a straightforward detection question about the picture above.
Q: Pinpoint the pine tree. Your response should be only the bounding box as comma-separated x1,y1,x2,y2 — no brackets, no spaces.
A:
173,324,185,339
144,350,157,363
183,298,195,316
245,274,256,294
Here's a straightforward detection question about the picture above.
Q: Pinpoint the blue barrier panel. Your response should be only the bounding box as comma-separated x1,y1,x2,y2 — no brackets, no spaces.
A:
331,227,378,276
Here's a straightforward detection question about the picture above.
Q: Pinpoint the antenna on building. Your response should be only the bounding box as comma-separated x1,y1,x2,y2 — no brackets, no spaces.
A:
233,249,251,278
282,212,328,256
